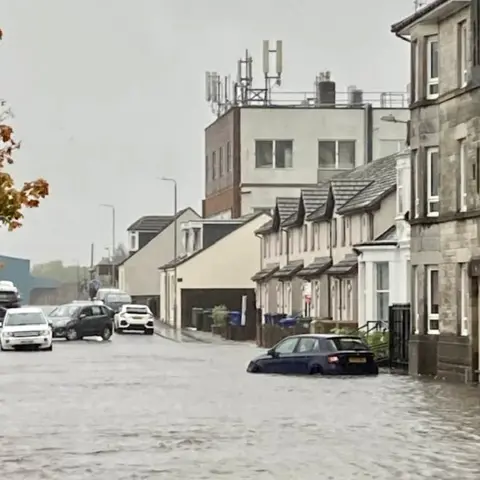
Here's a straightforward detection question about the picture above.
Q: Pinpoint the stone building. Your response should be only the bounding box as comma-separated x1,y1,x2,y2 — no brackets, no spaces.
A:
392,0,479,382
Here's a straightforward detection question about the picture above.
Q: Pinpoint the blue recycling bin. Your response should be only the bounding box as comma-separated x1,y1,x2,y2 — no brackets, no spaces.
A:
278,317,297,328
229,311,242,326
272,313,287,324
264,313,272,325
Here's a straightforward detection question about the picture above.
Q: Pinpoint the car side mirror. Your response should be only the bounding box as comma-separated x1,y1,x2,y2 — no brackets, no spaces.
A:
267,348,276,357
79,313,87,319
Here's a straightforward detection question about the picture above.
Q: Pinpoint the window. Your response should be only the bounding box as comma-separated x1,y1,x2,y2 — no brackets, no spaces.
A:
303,225,308,252
331,218,337,247
297,228,302,253
91,305,102,316
279,231,283,256
413,266,419,334
397,170,404,215
218,146,223,177
274,336,299,354
274,232,278,256
212,151,217,179
427,147,439,216
347,217,351,245
226,141,232,172
326,223,330,249
316,224,321,250
375,263,389,322
345,280,352,320
263,237,267,258
255,140,293,168
413,150,420,218
426,35,439,99
459,139,467,212
129,232,139,251
427,267,439,334
460,263,468,336
310,224,316,251
458,21,468,87
288,231,293,253
296,337,320,353
318,140,355,169
340,217,346,246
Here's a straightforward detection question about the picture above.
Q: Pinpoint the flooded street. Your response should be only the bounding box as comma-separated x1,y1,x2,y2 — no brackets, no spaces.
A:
0,334,480,479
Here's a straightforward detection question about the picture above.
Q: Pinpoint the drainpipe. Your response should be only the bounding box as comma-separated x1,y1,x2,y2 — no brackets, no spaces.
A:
281,227,289,314
328,219,333,319
255,233,264,313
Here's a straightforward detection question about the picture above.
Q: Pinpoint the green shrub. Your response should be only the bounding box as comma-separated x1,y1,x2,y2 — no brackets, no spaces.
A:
212,305,228,326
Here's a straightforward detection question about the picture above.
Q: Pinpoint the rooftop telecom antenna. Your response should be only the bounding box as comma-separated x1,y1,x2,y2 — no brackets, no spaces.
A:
232,40,283,107
205,71,232,117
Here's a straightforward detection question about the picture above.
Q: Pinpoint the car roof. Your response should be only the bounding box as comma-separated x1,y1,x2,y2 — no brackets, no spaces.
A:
6,307,43,314
123,304,148,308
291,333,362,339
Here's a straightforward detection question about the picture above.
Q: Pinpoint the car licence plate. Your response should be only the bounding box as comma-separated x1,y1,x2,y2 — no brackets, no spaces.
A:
20,339,34,344
349,357,366,364
132,316,143,320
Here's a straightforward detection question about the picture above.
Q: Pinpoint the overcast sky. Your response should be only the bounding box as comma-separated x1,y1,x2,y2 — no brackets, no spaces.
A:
0,0,415,265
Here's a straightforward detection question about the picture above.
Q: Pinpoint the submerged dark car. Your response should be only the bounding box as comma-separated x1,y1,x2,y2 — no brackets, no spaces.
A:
247,334,379,375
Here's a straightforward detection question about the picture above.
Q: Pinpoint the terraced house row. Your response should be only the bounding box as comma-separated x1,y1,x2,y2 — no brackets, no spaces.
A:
251,149,411,331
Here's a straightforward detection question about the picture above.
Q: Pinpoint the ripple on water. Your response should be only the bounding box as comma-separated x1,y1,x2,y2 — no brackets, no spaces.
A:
0,339,480,478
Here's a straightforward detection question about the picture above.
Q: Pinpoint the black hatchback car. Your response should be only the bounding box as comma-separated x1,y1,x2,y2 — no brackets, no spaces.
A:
48,302,113,341
247,334,379,375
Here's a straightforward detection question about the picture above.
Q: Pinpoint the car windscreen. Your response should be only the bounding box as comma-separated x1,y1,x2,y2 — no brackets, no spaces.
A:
4,312,47,326
328,337,369,351
125,306,149,315
49,305,80,318
105,293,131,304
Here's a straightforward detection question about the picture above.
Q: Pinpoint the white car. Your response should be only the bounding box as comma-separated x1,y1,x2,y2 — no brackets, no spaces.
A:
114,304,154,335
1,307,53,351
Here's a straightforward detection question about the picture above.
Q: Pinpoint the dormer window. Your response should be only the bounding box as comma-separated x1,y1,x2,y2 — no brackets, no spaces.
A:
129,232,139,251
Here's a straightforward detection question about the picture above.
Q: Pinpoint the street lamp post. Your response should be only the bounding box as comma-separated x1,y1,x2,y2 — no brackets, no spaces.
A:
380,115,410,148
160,177,178,329
100,204,116,287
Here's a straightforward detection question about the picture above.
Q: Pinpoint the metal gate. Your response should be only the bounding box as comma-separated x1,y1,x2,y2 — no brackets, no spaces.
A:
388,303,411,370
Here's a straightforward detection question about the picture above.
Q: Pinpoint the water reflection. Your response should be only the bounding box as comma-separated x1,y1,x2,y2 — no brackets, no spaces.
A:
0,338,479,478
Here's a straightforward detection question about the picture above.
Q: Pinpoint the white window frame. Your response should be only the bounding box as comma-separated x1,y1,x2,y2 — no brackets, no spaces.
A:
460,263,468,336
397,167,404,216
413,266,419,334
459,21,468,88
318,140,356,170
413,40,420,102
375,262,390,323
459,139,467,212
413,150,420,218
426,35,439,100
129,231,139,251
427,147,439,217
255,140,293,169
427,267,439,335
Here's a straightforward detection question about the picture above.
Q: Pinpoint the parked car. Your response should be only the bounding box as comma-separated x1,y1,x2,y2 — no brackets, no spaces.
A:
1,307,53,351
114,304,154,335
48,302,113,341
247,334,379,375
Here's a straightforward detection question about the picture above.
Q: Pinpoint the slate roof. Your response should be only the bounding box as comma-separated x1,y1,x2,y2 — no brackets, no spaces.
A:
297,257,332,278
326,255,358,276
272,260,304,279
277,197,300,221
127,215,174,232
251,263,280,282
301,184,330,215
119,208,197,267
337,154,397,215
391,0,448,34
255,197,298,234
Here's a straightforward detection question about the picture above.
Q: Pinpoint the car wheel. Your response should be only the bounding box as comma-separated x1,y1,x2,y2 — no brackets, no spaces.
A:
144,328,154,335
45,344,53,351
66,328,78,341
309,365,323,375
101,326,112,341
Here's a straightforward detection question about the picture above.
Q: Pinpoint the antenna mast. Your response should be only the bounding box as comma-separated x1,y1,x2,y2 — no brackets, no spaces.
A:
205,40,284,115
